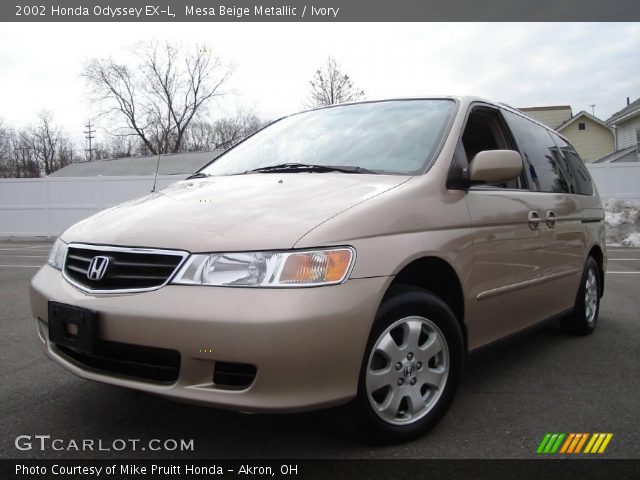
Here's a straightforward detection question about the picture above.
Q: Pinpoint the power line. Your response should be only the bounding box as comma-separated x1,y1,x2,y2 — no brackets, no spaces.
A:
84,120,96,161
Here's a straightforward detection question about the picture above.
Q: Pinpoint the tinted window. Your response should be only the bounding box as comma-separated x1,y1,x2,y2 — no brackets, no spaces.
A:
503,110,570,193
201,100,456,176
550,133,594,195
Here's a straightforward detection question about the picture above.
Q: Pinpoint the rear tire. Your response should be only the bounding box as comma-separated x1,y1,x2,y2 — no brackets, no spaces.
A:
560,256,601,336
352,286,464,444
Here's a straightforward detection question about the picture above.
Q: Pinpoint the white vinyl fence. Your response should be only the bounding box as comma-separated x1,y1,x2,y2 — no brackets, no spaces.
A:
0,175,186,237
0,164,639,237
585,163,640,202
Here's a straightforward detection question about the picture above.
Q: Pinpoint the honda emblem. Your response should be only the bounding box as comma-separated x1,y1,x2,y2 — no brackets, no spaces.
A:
87,256,109,281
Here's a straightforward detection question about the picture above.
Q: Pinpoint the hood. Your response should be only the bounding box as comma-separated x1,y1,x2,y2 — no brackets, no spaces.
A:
61,173,409,252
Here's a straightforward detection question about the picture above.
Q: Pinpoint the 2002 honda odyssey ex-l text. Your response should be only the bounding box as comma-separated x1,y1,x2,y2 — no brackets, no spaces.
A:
30,97,606,442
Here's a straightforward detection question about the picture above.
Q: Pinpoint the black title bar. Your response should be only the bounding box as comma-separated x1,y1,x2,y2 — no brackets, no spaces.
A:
3,459,640,480
3,0,640,22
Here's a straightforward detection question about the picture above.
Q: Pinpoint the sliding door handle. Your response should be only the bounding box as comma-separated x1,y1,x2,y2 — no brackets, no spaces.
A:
528,211,541,230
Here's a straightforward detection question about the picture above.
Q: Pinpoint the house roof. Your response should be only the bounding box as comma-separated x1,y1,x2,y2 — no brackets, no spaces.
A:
49,151,221,177
594,145,638,163
606,98,640,125
556,110,612,133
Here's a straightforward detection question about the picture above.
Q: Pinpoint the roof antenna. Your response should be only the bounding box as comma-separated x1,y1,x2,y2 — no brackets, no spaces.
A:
151,151,161,193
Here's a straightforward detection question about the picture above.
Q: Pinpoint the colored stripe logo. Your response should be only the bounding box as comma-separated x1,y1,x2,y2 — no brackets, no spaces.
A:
537,433,613,454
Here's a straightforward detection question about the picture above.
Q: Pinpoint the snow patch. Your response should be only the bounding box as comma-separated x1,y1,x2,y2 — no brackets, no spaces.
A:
605,199,640,247
621,232,640,248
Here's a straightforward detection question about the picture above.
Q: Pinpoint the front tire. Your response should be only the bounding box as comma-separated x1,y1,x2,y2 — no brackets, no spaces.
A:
353,286,464,444
560,256,601,335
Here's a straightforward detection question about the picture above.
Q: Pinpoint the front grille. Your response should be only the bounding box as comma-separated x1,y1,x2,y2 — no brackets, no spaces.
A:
56,340,181,383
64,244,187,292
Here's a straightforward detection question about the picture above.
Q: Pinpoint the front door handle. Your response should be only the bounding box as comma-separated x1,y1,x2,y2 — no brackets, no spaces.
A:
546,211,557,228
528,211,541,230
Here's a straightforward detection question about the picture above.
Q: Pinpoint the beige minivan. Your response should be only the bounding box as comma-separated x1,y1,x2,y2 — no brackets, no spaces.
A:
30,97,606,442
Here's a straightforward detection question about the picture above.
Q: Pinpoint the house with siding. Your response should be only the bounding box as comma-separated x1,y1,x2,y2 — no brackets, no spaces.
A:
518,105,573,130
555,111,615,163
594,145,638,163
606,97,640,157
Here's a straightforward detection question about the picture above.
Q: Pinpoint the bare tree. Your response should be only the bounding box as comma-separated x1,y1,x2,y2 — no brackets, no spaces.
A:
10,133,40,178
20,112,61,175
307,56,365,107
56,137,76,170
184,110,267,152
0,120,16,177
0,114,76,178
83,42,233,155
90,135,137,160
106,135,136,159
0,120,9,159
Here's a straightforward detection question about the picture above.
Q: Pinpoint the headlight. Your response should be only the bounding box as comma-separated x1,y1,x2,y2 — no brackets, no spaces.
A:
47,238,68,270
171,247,355,287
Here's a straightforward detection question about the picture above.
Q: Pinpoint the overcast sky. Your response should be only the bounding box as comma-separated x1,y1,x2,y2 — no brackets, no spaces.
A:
0,22,638,146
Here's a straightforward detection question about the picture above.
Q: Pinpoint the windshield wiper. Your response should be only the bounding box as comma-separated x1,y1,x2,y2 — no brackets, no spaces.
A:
245,163,378,174
186,172,211,180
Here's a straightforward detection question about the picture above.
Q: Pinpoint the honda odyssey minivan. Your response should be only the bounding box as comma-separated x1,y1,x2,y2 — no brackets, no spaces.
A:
30,97,606,442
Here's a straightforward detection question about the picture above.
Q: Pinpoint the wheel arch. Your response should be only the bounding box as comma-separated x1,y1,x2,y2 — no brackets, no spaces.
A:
386,256,467,352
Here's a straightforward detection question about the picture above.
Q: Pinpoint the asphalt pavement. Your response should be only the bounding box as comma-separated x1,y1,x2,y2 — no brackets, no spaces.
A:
1,240,638,459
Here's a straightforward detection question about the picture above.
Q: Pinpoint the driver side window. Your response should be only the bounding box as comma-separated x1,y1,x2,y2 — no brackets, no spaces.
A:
462,107,522,189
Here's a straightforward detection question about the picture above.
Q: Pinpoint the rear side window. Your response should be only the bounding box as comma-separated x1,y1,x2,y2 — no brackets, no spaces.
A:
549,133,594,195
502,110,570,193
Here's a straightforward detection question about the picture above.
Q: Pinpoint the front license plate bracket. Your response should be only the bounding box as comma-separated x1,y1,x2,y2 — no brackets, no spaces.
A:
48,302,98,354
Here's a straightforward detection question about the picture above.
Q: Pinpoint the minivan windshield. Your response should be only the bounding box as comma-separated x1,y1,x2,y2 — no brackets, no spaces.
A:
199,100,456,176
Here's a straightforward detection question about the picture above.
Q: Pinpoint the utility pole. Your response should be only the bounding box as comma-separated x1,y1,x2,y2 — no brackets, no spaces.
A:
84,120,96,161
589,104,596,116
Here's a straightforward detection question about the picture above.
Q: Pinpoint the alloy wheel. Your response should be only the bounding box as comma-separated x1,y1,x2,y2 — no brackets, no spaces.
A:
365,316,449,425
584,268,598,325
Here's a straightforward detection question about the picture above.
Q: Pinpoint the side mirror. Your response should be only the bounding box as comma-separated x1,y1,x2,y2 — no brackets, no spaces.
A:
469,150,523,185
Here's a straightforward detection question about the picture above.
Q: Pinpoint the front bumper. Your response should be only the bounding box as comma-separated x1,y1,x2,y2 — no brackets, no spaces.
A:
30,265,390,412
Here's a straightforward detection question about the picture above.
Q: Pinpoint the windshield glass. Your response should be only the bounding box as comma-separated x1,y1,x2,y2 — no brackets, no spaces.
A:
200,99,455,176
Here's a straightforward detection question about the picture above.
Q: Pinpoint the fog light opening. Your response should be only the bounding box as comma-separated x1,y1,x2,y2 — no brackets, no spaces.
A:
213,361,257,389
